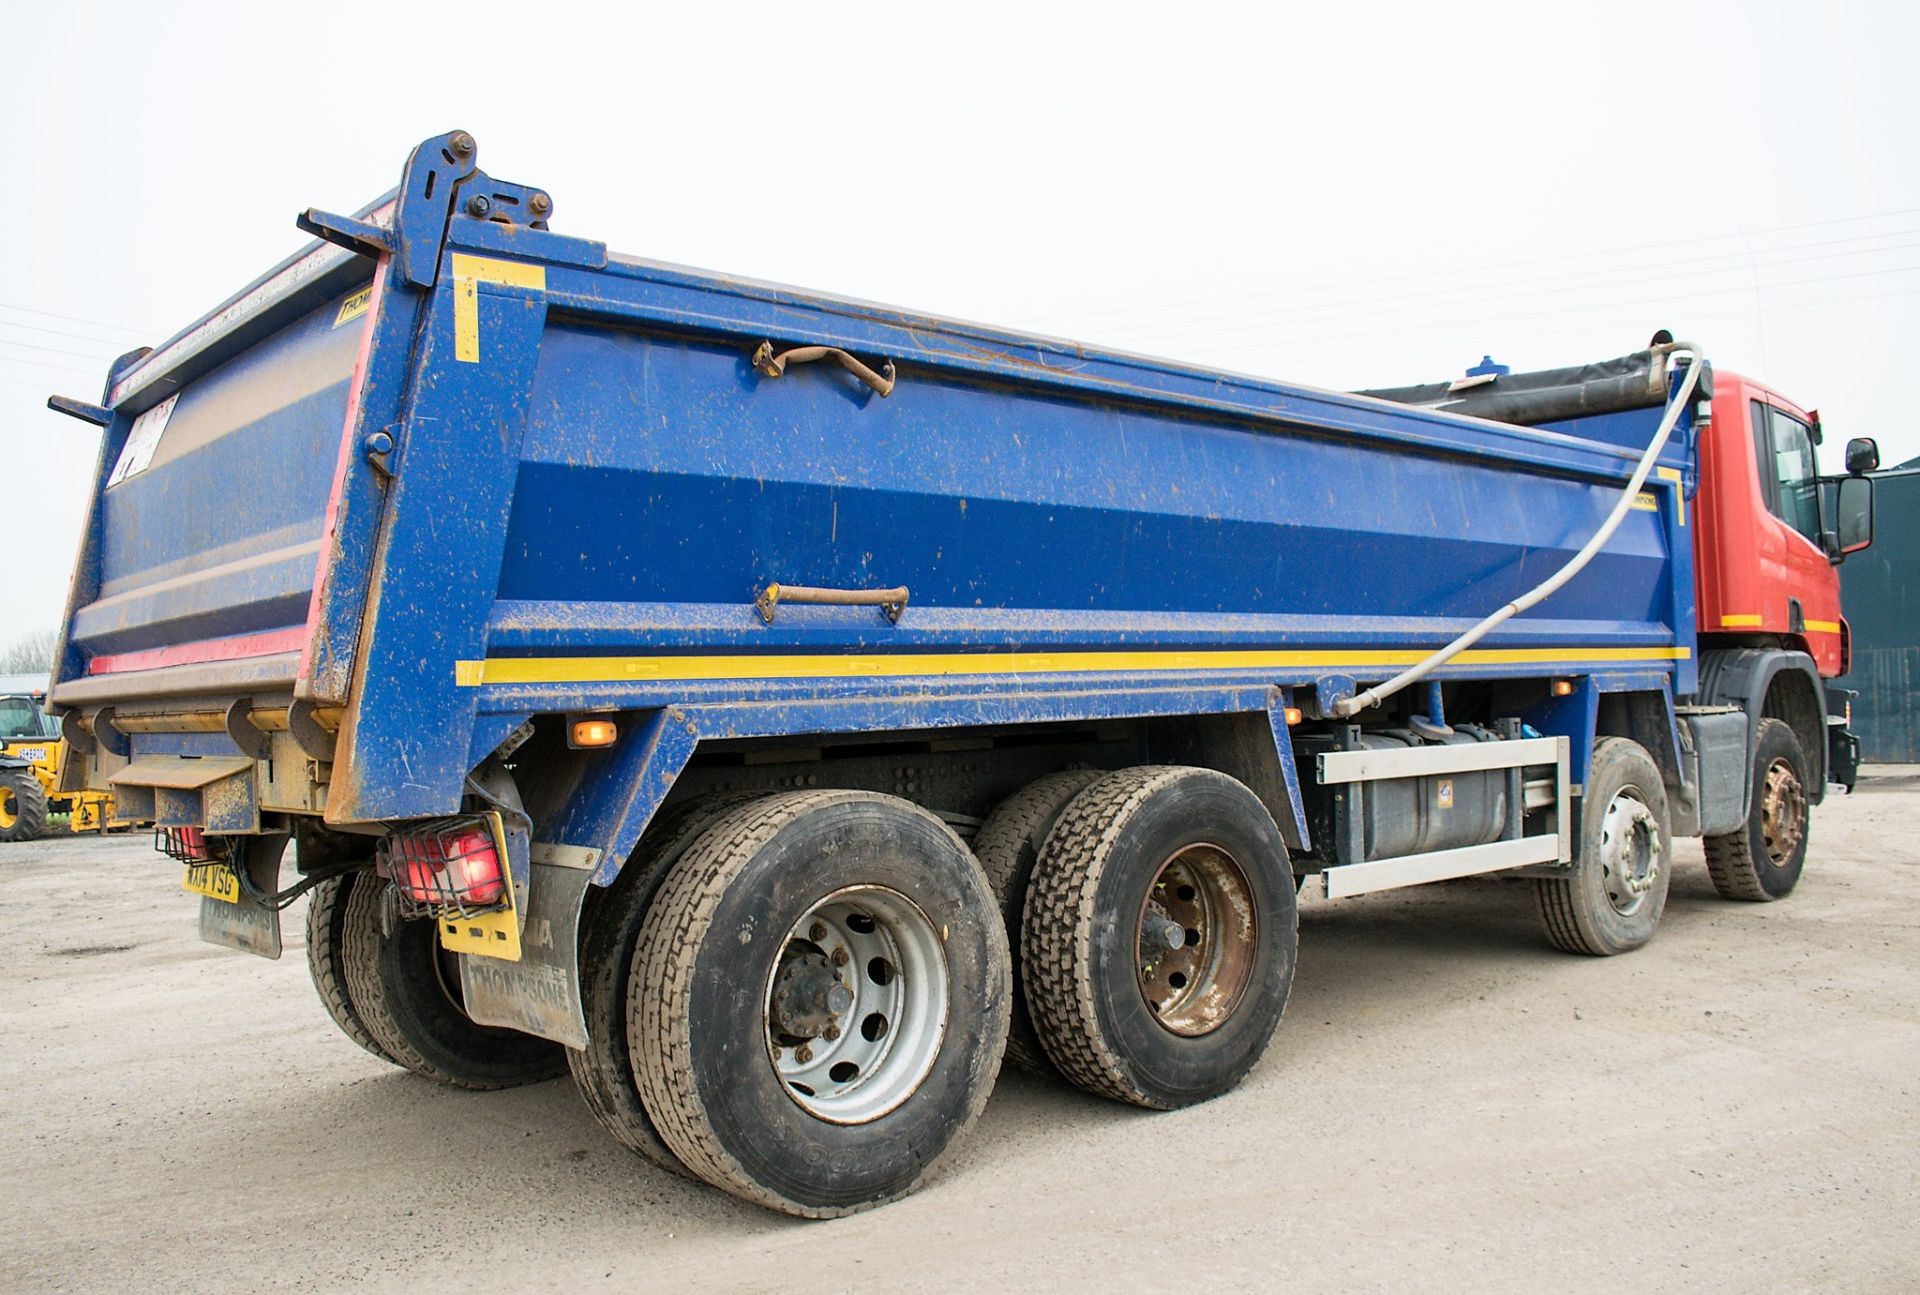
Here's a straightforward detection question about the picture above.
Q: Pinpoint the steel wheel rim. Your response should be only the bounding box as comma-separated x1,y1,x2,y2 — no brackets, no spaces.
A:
1599,788,1661,916
764,885,948,1125
1760,758,1806,867
0,788,15,830
1135,843,1257,1037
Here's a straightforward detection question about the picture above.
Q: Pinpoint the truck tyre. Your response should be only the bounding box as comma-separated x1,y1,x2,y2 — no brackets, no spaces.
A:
973,769,1104,1076
1704,718,1810,901
304,871,396,1064
0,767,48,843
629,791,1010,1218
1535,737,1672,956
1021,766,1298,1110
569,791,766,1178
340,877,566,1090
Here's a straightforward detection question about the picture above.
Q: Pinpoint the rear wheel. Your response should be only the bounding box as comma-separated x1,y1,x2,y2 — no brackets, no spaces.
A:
1704,718,1810,902
973,769,1103,1076
1535,737,1672,955
0,767,48,843
629,791,1010,1217
1022,767,1298,1110
569,791,766,1177
304,870,396,1064
340,876,566,1090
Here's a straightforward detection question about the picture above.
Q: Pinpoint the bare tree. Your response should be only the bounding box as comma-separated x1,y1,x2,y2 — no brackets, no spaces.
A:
0,629,58,675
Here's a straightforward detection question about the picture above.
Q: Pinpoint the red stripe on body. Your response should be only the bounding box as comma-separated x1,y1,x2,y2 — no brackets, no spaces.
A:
87,627,310,675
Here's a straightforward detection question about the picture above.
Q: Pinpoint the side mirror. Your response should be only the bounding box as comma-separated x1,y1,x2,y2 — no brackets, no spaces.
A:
1846,437,1880,475
1836,476,1874,554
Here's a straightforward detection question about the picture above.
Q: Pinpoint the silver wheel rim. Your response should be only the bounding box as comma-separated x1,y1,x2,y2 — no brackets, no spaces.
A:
764,885,948,1125
1599,789,1661,916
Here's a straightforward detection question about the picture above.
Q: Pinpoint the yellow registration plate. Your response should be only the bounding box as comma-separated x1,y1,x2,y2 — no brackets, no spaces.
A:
182,862,240,904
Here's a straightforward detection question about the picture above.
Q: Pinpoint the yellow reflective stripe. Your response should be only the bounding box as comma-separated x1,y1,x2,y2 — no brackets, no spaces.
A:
454,644,1690,687
449,254,546,365
1805,620,1842,633
1656,466,1686,526
1719,614,1764,628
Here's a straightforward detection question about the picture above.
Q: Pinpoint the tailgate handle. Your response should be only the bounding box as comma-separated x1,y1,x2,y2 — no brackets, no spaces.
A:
752,341,895,398
756,582,908,625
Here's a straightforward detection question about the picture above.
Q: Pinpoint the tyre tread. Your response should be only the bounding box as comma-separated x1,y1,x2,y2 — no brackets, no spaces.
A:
973,769,1103,1075
0,768,48,843
631,790,1003,1218
1022,766,1295,1109
304,871,396,1064
567,790,767,1177
1703,717,1800,902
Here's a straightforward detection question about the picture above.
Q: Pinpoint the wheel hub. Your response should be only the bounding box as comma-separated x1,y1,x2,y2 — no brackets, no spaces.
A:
1760,758,1806,867
770,950,854,1039
764,886,948,1125
1134,843,1257,1038
1599,790,1661,916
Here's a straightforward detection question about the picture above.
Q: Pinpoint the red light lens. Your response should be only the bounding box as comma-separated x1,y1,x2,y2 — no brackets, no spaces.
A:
155,826,214,863
390,823,503,909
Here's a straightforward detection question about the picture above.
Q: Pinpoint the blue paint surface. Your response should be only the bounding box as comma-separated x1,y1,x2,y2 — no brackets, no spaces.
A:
49,135,1701,833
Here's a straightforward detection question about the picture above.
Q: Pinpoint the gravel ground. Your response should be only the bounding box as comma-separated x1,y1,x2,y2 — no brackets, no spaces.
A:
4,768,1917,1293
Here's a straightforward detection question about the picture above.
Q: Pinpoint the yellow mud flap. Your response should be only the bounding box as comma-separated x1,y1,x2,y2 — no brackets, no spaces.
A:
435,813,523,962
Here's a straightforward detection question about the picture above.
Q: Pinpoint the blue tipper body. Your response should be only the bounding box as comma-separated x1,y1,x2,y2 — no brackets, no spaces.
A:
46,132,1697,880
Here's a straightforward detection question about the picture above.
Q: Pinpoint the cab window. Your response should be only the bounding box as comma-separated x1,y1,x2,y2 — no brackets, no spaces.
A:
0,696,45,740
1756,402,1821,544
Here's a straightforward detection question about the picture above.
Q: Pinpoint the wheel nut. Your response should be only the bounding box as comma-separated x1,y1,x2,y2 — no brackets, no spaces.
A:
824,1023,841,1041
831,947,850,966
810,922,827,942
795,1045,812,1064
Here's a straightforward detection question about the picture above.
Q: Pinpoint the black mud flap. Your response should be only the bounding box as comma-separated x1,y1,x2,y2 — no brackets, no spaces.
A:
1827,685,1861,794
197,835,286,959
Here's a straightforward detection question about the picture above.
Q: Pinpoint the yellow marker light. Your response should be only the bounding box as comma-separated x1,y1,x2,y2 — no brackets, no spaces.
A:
570,718,619,748
1551,679,1575,697
1283,706,1304,726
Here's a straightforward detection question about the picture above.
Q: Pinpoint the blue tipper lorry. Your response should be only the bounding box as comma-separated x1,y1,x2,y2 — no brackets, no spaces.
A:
43,132,1870,1217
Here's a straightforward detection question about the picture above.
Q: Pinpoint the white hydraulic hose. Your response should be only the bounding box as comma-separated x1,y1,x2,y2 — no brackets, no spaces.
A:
1333,342,1705,719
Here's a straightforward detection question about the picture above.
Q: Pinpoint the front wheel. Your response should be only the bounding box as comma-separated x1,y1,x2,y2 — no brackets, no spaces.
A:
628,791,1010,1218
0,767,48,843
1704,717,1811,901
1535,737,1672,956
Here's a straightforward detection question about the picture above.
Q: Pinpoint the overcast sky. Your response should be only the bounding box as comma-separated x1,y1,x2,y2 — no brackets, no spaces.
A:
4,1,1916,644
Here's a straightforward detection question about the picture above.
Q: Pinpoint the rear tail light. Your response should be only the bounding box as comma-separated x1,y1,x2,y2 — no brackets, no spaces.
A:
377,817,507,919
155,825,218,863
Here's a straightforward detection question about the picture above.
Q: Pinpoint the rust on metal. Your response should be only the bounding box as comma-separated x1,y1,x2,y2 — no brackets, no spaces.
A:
756,582,910,626
1134,842,1258,1037
751,340,895,397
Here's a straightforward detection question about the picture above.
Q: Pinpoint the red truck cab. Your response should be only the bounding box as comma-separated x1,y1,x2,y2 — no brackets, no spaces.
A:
1695,374,1852,677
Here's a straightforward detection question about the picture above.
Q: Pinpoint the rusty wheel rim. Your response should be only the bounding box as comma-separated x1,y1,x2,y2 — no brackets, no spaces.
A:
1135,843,1257,1038
1760,757,1806,867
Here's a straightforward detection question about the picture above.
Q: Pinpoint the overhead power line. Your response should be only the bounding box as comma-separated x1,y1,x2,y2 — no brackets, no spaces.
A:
1084,229,1920,345
0,299,156,338
0,317,152,350
0,337,123,363
1019,203,1920,328
1113,262,1920,358
1253,286,1920,378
